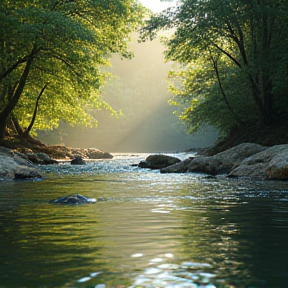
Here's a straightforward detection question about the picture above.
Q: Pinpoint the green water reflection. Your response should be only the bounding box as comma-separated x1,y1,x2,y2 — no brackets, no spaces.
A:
0,171,288,288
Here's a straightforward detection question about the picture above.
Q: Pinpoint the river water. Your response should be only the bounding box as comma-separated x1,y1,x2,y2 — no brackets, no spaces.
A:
1,153,288,288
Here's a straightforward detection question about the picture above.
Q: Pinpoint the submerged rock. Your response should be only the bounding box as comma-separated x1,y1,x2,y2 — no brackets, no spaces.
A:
138,154,181,170
50,194,96,205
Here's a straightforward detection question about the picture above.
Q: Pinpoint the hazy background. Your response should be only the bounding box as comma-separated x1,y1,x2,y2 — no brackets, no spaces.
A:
39,37,218,152
139,0,177,12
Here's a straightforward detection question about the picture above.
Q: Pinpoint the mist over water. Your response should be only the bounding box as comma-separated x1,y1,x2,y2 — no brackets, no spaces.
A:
39,37,218,152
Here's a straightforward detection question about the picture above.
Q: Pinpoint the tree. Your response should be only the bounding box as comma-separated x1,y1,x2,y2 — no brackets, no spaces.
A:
22,84,48,137
141,0,288,134
0,0,145,139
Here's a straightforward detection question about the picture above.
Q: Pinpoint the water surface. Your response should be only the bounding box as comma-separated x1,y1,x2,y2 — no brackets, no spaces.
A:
1,153,288,288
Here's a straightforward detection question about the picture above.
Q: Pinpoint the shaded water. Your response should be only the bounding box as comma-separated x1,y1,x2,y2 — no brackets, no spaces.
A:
1,154,288,288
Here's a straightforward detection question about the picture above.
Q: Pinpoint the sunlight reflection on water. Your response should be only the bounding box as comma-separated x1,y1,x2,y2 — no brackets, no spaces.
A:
1,153,288,287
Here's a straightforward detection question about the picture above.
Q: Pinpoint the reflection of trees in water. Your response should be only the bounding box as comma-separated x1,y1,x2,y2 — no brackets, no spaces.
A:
0,179,119,287
2,178,288,287
175,182,288,287
0,203,109,287
222,197,288,288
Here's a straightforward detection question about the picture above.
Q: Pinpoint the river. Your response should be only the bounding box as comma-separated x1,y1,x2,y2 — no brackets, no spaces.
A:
1,153,288,288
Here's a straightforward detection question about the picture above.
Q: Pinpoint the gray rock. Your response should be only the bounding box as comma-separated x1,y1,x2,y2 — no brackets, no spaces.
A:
71,148,113,159
0,146,14,156
152,143,288,180
23,152,58,165
0,147,42,180
161,158,194,173
87,148,113,159
188,143,267,175
267,148,288,180
139,154,181,170
188,156,223,175
25,153,43,164
229,144,288,180
36,153,58,164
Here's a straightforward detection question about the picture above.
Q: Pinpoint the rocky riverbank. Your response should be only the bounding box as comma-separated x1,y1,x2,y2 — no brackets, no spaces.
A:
139,143,288,180
0,136,113,180
2,135,288,181
0,135,113,160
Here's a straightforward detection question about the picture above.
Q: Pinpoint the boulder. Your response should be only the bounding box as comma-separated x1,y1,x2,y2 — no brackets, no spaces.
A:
267,151,288,180
0,146,14,156
70,148,87,158
0,147,42,180
139,154,181,170
71,156,86,165
87,148,113,159
160,158,194,173
25,152,58,165
70,148,113,160
25,153,42,164
36,152,58,164
229,144,288,180
188,156,223,175
161,143,288,180
48,145,73,159
188,143,267,175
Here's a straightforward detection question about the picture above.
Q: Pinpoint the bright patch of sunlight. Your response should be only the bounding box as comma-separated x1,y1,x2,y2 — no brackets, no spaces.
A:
139,0,177,12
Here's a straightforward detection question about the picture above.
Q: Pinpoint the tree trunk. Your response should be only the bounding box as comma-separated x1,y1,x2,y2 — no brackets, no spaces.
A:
23,84,47,137
0,119,7,139
0,46,37,140
11,113,23,136
211,56,245,127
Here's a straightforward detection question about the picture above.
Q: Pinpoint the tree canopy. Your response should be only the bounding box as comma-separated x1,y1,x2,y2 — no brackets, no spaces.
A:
141,0,288,136
0,0,145,139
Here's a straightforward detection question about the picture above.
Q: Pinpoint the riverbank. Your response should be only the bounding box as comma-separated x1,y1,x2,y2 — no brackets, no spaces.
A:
158,143,288,180
0,135,113,180
0,135,113,160
1,123,288,181
204,121,288,156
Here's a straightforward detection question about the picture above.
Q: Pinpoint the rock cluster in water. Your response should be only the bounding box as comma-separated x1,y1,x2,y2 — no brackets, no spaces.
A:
139,143,288,180
0,145,113,180
17,146,113,161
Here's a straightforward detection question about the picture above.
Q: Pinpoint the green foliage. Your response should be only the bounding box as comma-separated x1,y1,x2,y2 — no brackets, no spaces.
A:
169,58,256,135
0,0,145,136
141,0,288,135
